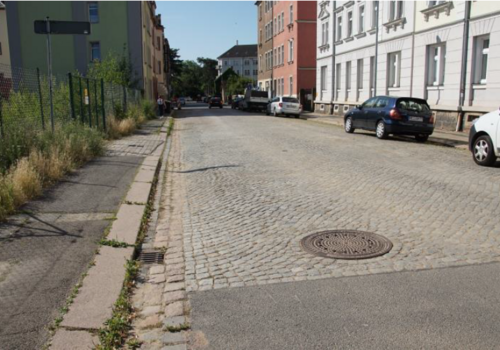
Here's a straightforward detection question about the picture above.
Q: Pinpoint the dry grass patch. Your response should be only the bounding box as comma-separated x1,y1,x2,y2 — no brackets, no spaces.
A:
10,158,42,207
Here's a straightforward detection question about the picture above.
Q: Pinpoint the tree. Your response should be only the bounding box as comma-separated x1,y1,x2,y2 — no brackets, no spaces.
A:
168,48,183,95
197,57,218,95
175,60,204,98
226,75,253,96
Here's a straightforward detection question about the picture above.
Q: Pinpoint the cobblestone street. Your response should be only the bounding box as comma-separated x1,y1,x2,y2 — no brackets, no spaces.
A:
172,106,500,292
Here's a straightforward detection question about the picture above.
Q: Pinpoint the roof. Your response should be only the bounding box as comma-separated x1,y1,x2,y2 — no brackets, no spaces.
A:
218,45,257,59
0,1,5,9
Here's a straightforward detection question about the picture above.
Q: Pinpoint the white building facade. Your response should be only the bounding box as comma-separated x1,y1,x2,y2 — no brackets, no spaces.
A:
217,44,258,84
315,1,500,132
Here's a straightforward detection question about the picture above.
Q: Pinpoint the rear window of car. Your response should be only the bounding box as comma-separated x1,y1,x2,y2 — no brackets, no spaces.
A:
397,99,430,113
282,97,299,103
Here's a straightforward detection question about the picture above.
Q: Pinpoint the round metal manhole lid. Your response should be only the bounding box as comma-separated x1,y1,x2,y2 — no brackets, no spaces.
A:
300,230,393,260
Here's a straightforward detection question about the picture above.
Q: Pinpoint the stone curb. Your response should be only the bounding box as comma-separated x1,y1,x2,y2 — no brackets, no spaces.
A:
50,118,172,350
305,116,469,150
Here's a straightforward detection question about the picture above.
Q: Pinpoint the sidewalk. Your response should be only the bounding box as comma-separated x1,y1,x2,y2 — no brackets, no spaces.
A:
303,112,469,149
0,119,166,350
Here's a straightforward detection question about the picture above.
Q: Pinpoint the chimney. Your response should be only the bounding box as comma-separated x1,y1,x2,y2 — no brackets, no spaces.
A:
236,40,239,46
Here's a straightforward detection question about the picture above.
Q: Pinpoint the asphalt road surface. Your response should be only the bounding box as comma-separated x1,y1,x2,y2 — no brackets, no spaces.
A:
171,103,500,349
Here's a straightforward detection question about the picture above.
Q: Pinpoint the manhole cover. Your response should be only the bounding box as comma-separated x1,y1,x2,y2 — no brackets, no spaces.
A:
300,230,393,260
139,250,164,264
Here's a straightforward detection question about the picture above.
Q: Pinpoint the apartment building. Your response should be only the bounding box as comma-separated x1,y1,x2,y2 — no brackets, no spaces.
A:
315,1,500,132
217,44,258,84
4,1,166,100
272,1,317,108
256,0,275,96
0,1,11,68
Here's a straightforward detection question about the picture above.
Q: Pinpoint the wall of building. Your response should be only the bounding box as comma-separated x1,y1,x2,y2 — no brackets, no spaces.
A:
0,4,11,68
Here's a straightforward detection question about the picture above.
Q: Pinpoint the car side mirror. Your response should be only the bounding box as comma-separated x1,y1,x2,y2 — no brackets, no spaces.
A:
356,105,362,110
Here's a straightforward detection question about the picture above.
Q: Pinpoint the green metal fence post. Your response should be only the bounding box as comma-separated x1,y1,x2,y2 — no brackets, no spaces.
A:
122,85,127,115
79,76,84,124
68,72,76,120
86,78,92,127
101,79,107,132
0,93,4,139
36,68,45,130
94,79,99,128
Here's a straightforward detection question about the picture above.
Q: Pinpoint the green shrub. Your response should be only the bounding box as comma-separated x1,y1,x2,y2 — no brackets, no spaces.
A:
141,100,157,119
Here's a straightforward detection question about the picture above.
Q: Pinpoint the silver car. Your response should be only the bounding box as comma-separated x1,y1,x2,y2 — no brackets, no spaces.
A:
266,96,302,118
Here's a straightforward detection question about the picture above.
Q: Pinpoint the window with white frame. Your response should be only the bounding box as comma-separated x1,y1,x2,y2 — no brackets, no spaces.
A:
281,44,285,64
474,35,489,85
359,5,365,33
289,76,293,95
274,48,277,67
288,39,294,62
281,78,284,96
427,43,446,86
336,63,341,99
337,15,343,41
321,21,329,45
389,1,404,21
281,12,285,31
357,59,364,90
427,0,445,7
372,1,379,29
274,17,277,35
277,47,280,66
290,4,294,24
347,12,353,37
346,61,352,92
321,66,327,92
388,51,401,88
369,56,375,96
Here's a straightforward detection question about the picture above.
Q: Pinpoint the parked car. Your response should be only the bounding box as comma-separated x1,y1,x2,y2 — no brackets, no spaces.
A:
344,96,434,142
209,97,223,109
266,96,302,117
469,108,500,166
178,97,186,106
231,97,244,109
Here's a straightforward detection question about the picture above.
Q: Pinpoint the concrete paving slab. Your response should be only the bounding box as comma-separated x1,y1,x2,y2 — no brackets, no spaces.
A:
126,182,152,204
134,168,156,183
108,204,145,245
50,329,98,350
24,156,143,213
61,246,134,329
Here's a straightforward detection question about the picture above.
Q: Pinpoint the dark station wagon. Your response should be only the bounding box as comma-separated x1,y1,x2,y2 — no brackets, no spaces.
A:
344,96,435,142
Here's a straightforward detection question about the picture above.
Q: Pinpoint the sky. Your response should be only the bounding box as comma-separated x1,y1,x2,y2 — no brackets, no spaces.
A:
157,1,257,62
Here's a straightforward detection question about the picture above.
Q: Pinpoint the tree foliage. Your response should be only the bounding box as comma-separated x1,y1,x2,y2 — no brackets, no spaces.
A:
226,75,253,96
86,48,137,88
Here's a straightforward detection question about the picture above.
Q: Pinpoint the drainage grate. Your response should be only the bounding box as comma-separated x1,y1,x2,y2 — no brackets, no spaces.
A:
300,230,393,260
139,250,165,264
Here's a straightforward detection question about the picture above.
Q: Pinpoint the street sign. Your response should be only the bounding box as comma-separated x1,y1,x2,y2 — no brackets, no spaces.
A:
34,20,91,35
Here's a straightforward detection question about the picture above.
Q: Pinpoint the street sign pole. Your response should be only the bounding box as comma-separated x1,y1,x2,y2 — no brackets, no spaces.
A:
46,17,55,132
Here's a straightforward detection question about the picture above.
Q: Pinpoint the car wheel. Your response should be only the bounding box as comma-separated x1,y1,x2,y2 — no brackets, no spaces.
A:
415,134,429,143
473,135,496,166
376,120,388,139
345,116,355,133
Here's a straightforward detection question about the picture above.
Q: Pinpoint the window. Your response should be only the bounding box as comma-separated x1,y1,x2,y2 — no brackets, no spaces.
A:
389,1,404,21
369,56,375,97
274,48,277,67
427,43,446,86
281,44,285,64
278,14,281,33
474,35,489,85
158,61,161,74
260,29,262,44
375,97,389,108
281,78,285,97
289,39,294,62
259,4,263,20
357,59,364,90
363,97,378,108
274,17,277,35
90,42,100,61
388,51,401,88
321,66,327,91
427,1,445,7
245,60,250,65
224,60,228,66
359,6,365,33
337,15,343,41
253,70,258,75
347,12,353,37
346,61,352,92
88,2,99,23
290,4,294,24
289,76,293,95
0,42,2,56
335,63,341,99
372,1,379,29
321,21,329,45
245,70,250,75
157,37,160,50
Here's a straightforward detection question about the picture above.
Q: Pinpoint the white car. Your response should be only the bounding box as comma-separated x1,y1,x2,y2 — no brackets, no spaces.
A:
469,108,500,166
266,96,302,118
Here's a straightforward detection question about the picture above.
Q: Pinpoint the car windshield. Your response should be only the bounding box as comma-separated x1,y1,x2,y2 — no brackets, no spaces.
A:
397,99,430,113
282,97,299,103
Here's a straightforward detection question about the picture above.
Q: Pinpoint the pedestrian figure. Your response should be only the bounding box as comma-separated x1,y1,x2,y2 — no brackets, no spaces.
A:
157,95,164,117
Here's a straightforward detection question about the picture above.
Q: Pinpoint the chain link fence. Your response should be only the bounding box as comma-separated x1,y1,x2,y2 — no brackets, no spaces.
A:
0,63,143,172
